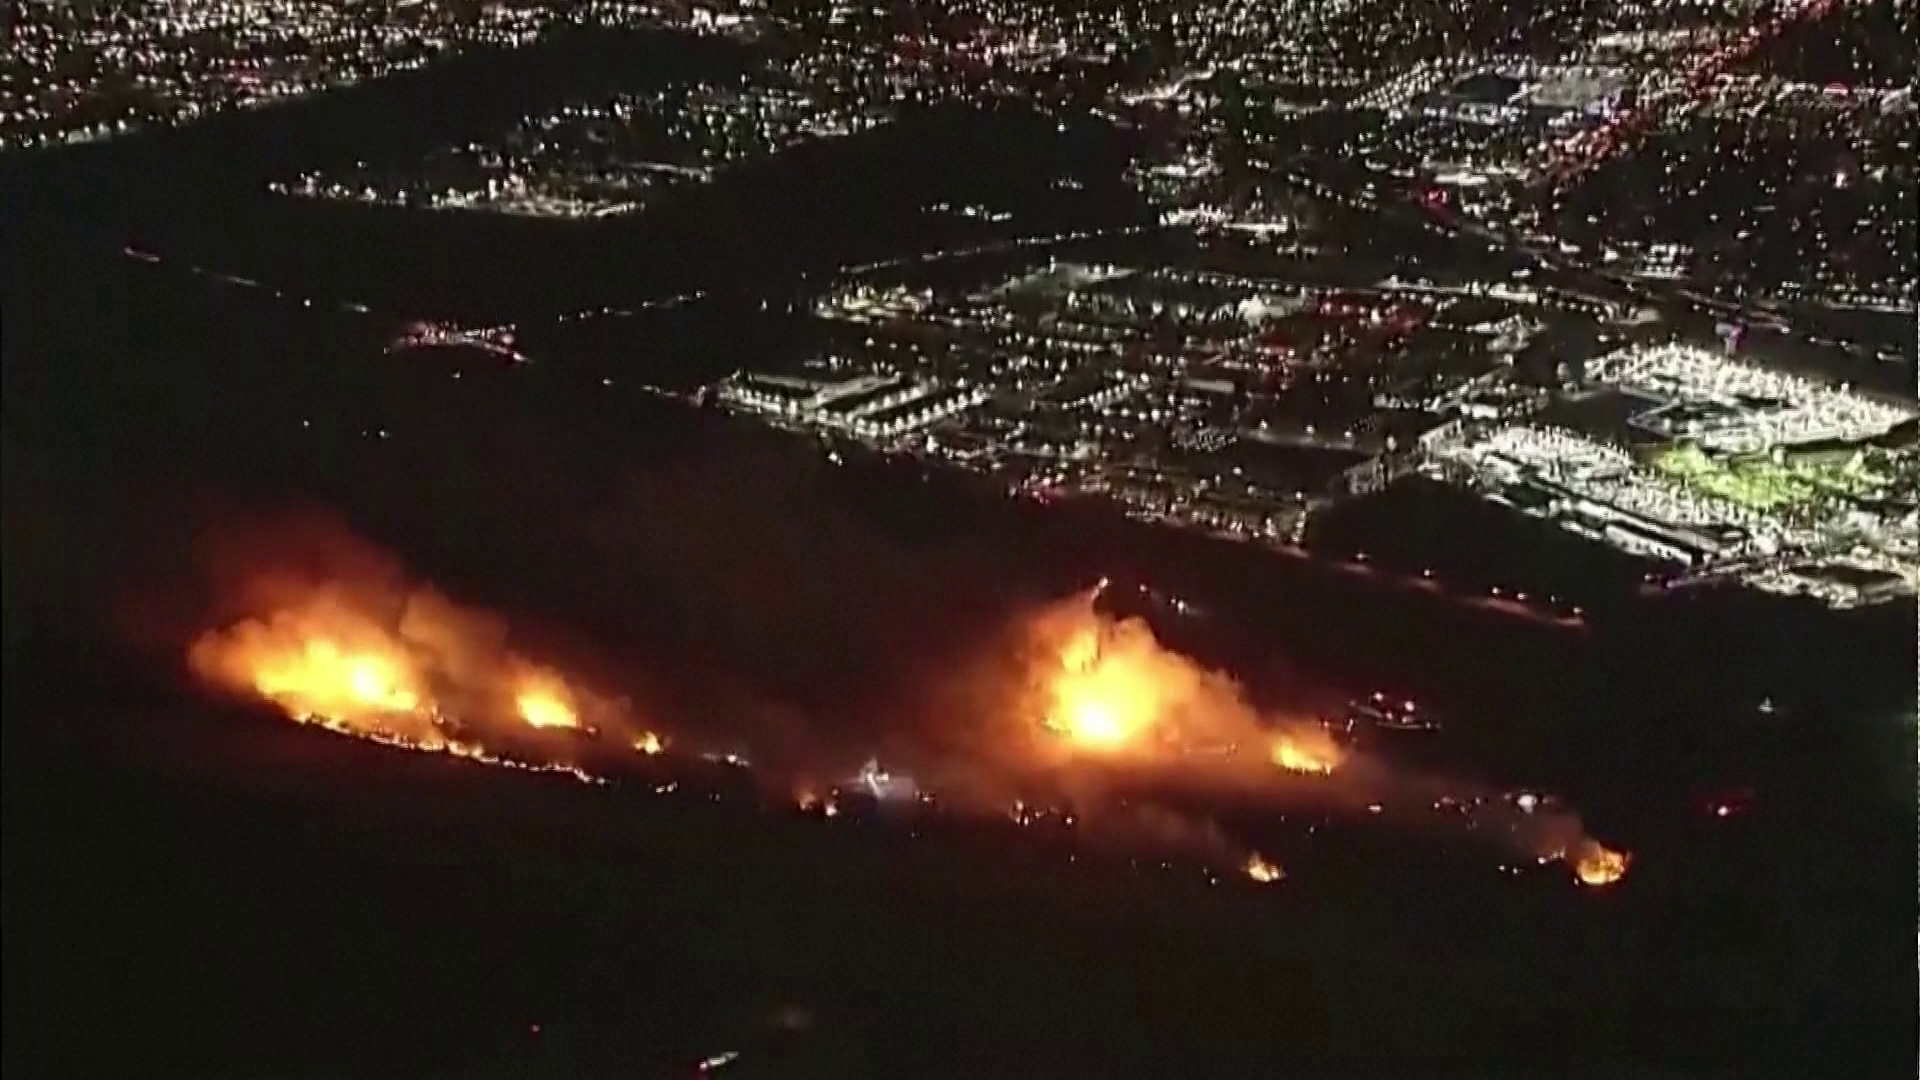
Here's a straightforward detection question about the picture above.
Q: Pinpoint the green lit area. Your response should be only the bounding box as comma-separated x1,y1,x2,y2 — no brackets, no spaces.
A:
1652,442,1902,513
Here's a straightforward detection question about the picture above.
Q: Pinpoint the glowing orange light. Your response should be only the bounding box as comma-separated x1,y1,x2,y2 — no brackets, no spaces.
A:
1063,698,1130,746
1046,626,1162,752
186,583,605,784
207,625,427,728
1269,728,1343,775
1244,854,1284,883
516,689,577,729
1573,844,1631,887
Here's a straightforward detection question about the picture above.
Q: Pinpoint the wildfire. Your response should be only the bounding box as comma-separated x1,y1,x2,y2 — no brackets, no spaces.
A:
191,607,603,782
1269,727,1343,775
514,672,581,730
1028,594,1358,789
186,559,624,786
1046,625,1164,752
191,604,436,736
184,538,1632,893
1059,697,1134,748
1572,843,1632,887
1244,854,1284,883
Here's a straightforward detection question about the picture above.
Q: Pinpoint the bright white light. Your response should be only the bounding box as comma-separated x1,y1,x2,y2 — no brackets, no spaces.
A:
856,757,917,801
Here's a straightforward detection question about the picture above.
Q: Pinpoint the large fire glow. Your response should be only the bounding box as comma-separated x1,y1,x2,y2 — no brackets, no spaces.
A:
1269,727,1344,775
513,668,583,730
1045,624,1171,752
1024,593,1343,784
1012,592,1629,887
256,636,422,718
1572,842,1632,888
184,530,1629,891
190,594,442,741
1243,853,1285,883
188,569,653,778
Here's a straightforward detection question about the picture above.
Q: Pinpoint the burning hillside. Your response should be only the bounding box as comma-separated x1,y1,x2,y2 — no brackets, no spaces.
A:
181,523,1627,890
186,546,655,781
1018,591,1346,777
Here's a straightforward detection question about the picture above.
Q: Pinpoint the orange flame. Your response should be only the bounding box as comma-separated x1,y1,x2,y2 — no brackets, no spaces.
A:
1030,597,1349,787
1244,853,1284,883
513,669,581,730
189,599,438,740
1572,843,1631,887
187,573,618,784
188,555,1626,888
1045,625,1165,752
1269,727,1343,775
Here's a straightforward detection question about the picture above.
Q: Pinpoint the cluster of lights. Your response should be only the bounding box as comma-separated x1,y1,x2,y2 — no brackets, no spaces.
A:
3,0,490,152
1438,417,1918,604
727,254,1564,570
1,0,774,152
271,76,891,217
